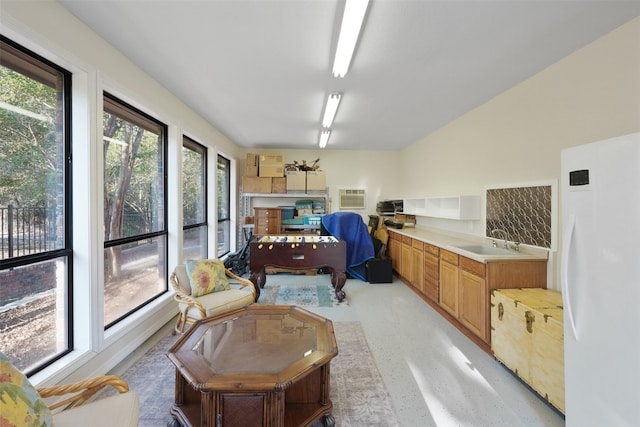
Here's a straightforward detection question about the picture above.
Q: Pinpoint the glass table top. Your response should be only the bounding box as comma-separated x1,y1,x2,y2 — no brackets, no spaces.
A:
189,311,329,375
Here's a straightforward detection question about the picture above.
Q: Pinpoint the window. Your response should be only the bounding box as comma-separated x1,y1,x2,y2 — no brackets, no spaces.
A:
0,36,72,374
102,93,167,328
217,155,231,257
182,137,207,260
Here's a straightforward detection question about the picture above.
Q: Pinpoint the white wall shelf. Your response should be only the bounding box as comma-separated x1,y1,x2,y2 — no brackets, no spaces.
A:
403,195,480,220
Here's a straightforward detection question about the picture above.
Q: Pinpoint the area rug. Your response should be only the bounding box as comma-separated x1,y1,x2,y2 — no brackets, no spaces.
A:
256,274,348,307
119,321,399,427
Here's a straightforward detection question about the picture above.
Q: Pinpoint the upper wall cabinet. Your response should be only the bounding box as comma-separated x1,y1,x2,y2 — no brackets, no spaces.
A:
404,195,481,220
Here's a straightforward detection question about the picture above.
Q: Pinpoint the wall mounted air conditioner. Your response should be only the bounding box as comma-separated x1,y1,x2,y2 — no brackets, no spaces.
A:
339,188,366,210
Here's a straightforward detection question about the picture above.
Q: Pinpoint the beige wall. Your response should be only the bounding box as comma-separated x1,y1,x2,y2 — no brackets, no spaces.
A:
400,17,639,197
397,17,640,289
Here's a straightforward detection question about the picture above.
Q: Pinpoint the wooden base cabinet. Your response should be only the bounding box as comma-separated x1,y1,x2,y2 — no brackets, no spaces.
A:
385,231,548,351
440,251,547,346
491,289,564,414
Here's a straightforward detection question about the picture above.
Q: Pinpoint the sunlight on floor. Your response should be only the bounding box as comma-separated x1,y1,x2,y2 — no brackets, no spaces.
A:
407,340,505,426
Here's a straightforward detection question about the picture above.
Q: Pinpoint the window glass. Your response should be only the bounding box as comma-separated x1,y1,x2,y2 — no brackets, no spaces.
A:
217,155,231,257
103,93,167,328
182,137,207,260
0,37,72,374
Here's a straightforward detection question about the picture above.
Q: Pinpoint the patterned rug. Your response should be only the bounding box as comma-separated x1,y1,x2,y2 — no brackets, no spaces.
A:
118,321,399,427
257,274,348,307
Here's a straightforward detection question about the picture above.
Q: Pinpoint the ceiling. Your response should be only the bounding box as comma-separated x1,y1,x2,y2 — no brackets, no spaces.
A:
58,0,640,151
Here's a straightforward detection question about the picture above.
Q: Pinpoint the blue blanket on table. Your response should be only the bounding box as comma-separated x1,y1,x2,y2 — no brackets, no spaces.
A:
321,212,374,282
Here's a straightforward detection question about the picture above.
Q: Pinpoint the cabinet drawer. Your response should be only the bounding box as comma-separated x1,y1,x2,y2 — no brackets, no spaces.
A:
440,249,458,265
424,243,439,256
256,217,277,224
256,213,278,220
460,256,485,277
402,235,412,244
255,208,280,218
424,253,439,280
423,275,438,302
389,231,401,241
412,239,424,250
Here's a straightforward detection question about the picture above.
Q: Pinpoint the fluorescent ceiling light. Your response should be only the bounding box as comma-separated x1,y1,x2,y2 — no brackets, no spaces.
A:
332,0,370,78
319,129,331,148
322,93,342,128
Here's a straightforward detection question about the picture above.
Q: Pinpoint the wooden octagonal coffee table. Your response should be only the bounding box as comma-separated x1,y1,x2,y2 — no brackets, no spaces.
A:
166,305,338,427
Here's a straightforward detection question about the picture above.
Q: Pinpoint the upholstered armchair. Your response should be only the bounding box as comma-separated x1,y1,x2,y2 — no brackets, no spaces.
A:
0,351,139,427
170,260,257,334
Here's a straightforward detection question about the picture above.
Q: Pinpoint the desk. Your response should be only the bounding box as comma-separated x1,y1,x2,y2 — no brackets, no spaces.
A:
249,236,347,302
167,305,338,427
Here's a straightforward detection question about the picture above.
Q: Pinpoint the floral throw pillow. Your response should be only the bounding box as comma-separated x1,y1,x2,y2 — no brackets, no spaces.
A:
185,259,231,297
0,351,53,427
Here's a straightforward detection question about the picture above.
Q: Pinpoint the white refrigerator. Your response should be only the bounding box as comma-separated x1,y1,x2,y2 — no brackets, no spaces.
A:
561,132,640,426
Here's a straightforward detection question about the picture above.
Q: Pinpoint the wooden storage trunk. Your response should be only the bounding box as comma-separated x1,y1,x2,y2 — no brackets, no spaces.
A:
491,288,565,414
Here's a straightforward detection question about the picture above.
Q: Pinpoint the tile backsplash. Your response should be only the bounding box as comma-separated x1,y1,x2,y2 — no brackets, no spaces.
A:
486,185,552,249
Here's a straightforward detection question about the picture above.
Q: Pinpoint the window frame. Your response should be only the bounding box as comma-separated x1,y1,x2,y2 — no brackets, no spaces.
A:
217,154,231,258
102,92,168,329
0,35,73,376
182,136,208,260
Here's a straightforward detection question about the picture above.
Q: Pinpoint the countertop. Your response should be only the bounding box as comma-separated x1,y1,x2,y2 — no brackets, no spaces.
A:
386,226,548,263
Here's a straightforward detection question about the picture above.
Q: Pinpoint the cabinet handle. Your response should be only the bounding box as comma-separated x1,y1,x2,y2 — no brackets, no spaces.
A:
525,310,535,333
217,413,222,427
497,302,504,321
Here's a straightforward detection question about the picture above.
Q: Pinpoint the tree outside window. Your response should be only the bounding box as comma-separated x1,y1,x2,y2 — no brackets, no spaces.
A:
102,93,167,328
0,37,72,374
182,137,207,261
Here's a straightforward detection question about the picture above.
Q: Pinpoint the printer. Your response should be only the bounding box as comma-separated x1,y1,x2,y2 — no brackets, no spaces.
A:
376,200,403,216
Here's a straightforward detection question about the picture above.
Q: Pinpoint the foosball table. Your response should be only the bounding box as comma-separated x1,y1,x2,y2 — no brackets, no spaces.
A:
249,235,347,302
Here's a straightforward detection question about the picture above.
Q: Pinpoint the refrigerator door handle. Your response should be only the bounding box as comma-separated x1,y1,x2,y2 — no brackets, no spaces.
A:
562,214,579,339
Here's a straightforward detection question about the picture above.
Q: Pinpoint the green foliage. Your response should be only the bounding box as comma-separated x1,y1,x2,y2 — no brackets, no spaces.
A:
182,147,204,226
103,112,164,239
0,65,60,208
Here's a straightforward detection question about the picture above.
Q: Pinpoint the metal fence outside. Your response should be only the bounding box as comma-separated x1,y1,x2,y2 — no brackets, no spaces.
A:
0,205,57,260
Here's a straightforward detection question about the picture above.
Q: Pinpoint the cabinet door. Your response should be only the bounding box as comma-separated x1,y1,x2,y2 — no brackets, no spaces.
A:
401,241,412,280
220,393,266,426
439,260,458,317
388,238,402,273
459,269,487,341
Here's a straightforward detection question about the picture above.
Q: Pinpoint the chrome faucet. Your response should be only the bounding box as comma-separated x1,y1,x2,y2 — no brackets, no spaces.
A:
490,228,509,249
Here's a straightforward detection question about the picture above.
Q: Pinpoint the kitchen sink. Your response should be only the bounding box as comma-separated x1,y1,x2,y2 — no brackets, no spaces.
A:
454,245,514,256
